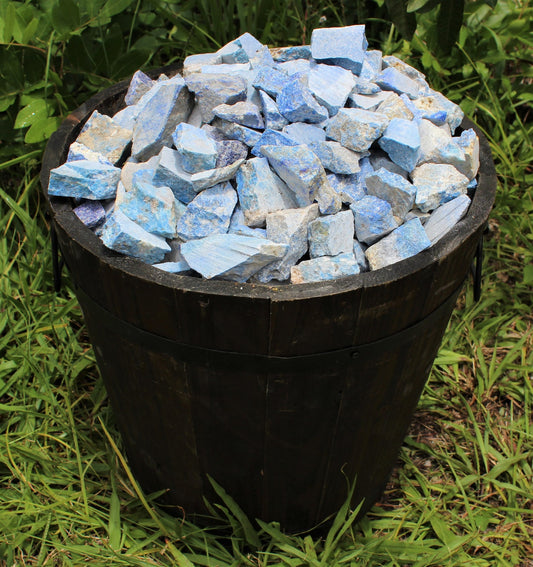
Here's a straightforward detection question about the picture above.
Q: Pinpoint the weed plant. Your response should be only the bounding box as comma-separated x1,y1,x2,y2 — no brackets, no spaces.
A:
1,0,531,565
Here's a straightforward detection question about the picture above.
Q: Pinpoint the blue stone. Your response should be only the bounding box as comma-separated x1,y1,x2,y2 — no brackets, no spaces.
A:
365,167,416,220
112,105,140,131
308,141,361,174
229,206,268,238
153,147,196,204
327,173,366,204
67,142,112,165
375,67,420,99
258,91,289,131
152,260,192,273
213,100,264,129
423,194,471,244
183,52,222,73
172,123,218,173
291,252,360,284
281,123,325,145
412,163,469,212
48,160,120,200
310,25,368,74
101,209,171,264
252,65,289,98
189,158,245,191
251,129,298,158
125,70,154,105
325,108,389,152
308,63,355,116
378,118,421,172
350,195,397,244
413,91,464,133
176,182,237,240
212,117,262,147
278,59,311,76
216,139,249,167
359,50,383,82
277,73,329,124
217,41,249,64
73,200,106,228
308,210,355,258
352,239,369,271
365,218,431,270
271,45,312,62
234,32,264,59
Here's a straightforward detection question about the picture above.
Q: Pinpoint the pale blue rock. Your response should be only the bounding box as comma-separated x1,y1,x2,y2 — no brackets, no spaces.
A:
352,78,382,95
185,104,204,127
310,25,367,74
258,91,288,131
48,160,120,200
260,144,336,209
200,63,251,75
350,195,397,245
233,32,264,59
172,123,218,173
404,209,430,224
67,142,112,165
325,108,389,152
308,141,362,174
185,73,247,122
382,55,427,84
413,92,464,133
417,119,467,172
423,194,471,244
359,50,383,82
112,105,140,131
132,78,193,159
180,233,288,282
365,167,416,220
271,45,312,62
228,206,268,238
176,182,237,240
376,92,414,121
249,45,275,69
291,252,360,284
101,209,171,264
183,52,222,74
235,157,297,227
308,63,355,116
348,91,393,112
352,239,369,271
153,147,196,204
277,73,329,124
120,155,160,192
254,203,320,282
251,129,297,158
282,123,326,145
211,117,262,147
278,58,311,76
125,70,154,105
455,128,480,179
378,118,421,172
216,139,249,167
376,67,419,100
217,40,249,64
190,158,245,191
327,173,366,204
411,163,470,212
369,150,408,179
77,110,132,164
73,200,106,228
252,65,289,98
213,100,264,129
308,210,355,258
365,218,431,270
152,260,192,273
118,169,178,238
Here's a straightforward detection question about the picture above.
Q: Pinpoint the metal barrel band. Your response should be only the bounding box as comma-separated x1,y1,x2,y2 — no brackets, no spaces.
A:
74,282,462,374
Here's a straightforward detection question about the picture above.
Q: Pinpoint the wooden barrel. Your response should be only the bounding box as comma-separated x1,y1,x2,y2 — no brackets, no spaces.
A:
40,73,497,532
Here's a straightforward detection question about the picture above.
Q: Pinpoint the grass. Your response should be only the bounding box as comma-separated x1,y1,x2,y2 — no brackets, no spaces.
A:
1,1,532,565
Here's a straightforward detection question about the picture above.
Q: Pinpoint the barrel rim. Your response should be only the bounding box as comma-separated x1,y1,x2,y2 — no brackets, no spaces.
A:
40,64,497,301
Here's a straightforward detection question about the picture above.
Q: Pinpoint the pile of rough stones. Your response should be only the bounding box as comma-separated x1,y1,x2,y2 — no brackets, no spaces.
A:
48,24,480,284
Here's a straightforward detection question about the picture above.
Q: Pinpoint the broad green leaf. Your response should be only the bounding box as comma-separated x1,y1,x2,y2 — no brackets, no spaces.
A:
108,487,121,550
436,0,465,54
3,2,16,42
21,16,39,44
522,263,533,284
14,99,48,129
406,0,433,12
24,115,60,143
0,96,15,113
51,0,80,35
101,0,135,20
384,0,417,39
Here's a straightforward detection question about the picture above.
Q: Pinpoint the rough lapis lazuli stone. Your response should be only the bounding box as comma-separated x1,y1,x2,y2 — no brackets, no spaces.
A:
235,157,297,227
212,118,262,147
112,105,140,131
308,63,355,116
365,218,431,270
271,45,312,62
180,233,288,282
308,210,355,258
258,91,288,131
277,73,329,124
455,128,480,179
185,73,247,122
153,147,196,204
376,67,420,100
73,200,106,228
101,209,171,264
183,52,222,73
291,252,360,284
327,173,366,205
152,260,191,273
190,158,245,191
282,123,325,145
369,150,408,179
118,169,178,238
132,77,193,159
251,129,298,158
378,118,421,172
310,25,368,75
228,206,268,238
216,139,249,167
352,239,368,271
413,92,464,133
417,119,467,173
359,50,383,82
252,66,289,99
347,91,392,112
376,92,414,121
217,40,249,64
67,142,112,165
412,163,469,212
48,160,120,200
176,181,237,240
308,141,361,175
325,108,389,152
234,32,264,58
125,70,154,106
213,100,264,129
365,167,416,220
77,110,132,164
350,195,397,245
423,194,471,244
172,123,218,173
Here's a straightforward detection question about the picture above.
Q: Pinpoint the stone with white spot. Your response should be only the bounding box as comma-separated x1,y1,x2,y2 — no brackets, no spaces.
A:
213,100,264,129
350,195,397,245
325,108,389,152
365,167,416,220
125,70,154,105
308,141,362,175
308,63,356,116
378,118,421,172
291,252,360,284
172,123,218,173
308,210,355,258
412,163,469,212
311,25,368,74
48,160,120,200
258,91,289,131
282,123,325,145
423,194,471,244
277,73,329,124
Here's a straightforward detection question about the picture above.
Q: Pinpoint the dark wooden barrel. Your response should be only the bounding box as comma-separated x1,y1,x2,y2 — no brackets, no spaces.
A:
40,72,497,532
